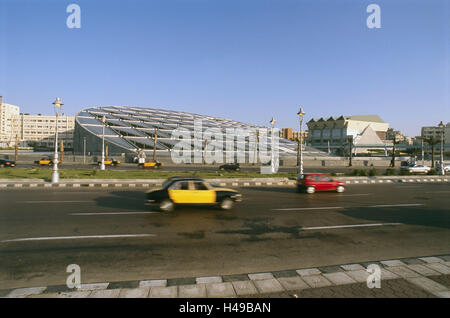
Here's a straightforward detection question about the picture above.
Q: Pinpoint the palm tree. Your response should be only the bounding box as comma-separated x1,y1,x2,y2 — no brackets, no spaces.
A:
423,136,440,168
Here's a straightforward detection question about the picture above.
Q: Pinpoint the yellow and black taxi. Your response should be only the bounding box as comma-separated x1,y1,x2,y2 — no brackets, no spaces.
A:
146,177,242,212
34,157,53,166
98,158,121,167
139,160,163,169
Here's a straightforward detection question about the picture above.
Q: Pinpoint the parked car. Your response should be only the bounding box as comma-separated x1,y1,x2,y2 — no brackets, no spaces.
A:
98,158,120,167
436,164,450,174
139,161,163,169
35,157,53,166
400,164,431,174
0,159,16,168
297,173,346,194
219,163,240,171
146,177,242,212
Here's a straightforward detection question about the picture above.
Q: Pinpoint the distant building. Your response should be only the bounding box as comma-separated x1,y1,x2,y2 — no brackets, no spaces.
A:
0,96,20,147
281,128,308,142
0,96,75,149
386,128,413,145
306,115,389,154
15,113,75,149
422,123,449,144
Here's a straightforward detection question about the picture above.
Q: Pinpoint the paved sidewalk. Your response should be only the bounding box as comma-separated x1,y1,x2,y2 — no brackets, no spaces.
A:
2,255,449,298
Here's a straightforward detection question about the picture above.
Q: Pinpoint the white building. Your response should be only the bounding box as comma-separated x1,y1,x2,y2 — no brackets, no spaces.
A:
306,115,390,154
0,97,75,149
0,96,20,147
15,113,75,149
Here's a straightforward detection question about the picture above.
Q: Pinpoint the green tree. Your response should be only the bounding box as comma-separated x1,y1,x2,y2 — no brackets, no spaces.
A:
423,137,440,168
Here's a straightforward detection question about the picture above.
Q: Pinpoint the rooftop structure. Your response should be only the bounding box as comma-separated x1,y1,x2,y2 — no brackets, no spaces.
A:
74,105,330,161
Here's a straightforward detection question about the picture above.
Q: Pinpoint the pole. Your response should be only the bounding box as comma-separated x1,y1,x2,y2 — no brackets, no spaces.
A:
83,137,86,164
299,117,304,176
441,129,445,175
100,117,105,170
271,124,275,173
348,136,353,167
153,128,158,162
254,130,259,165
51,111,59,183
15,134,18,162
60,139,64,163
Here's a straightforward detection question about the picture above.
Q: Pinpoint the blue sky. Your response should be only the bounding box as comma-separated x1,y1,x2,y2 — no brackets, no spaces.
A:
1,0,448,137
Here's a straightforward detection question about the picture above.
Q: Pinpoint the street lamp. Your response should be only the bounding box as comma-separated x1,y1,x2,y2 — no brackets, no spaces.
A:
297,107,305,177
51,97,63,183
439,121,445,175
100,116,106,170
270,117,276,174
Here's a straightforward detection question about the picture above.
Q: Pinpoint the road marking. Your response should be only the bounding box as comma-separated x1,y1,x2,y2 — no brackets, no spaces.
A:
368,204,424,208
274,203,425,211
70,212,159,216
301,223,402,231
274,207,345,211
21,200,93,203
333,194,371,197
426,191,450,194
1,234,155,243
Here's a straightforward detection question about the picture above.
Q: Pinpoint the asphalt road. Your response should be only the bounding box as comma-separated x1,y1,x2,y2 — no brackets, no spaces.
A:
1,183,449,289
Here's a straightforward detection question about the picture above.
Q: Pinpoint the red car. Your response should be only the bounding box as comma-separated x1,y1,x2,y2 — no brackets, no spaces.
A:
297,173,346,194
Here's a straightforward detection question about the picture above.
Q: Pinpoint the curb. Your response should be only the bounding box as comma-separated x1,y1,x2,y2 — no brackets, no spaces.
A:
2,255,449,298
0,176,448,189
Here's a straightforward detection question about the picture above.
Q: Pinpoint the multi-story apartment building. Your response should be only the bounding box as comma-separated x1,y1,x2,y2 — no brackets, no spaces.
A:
0,96,20,147
281,128,308,142
15,113,75,149
422,123,449,143
386,128,413,145
0,97,75,149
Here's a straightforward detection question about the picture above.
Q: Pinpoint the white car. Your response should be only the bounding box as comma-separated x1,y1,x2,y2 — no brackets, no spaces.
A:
402,164,431,174
437,164,450,174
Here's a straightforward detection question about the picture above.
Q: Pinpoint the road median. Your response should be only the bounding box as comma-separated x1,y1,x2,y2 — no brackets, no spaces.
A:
0,175,448,188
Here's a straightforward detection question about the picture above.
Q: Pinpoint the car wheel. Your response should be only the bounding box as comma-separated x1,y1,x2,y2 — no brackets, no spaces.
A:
159,199,174,212
336,185,345,193
0,164,4,168
219,198,234,210
306,186,315,194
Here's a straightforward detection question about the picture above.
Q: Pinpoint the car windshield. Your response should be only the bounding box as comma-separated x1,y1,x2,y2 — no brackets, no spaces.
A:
162,179,176,188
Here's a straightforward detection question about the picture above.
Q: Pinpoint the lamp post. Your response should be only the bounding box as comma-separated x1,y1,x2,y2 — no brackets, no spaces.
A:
100,116,106,170
270,117,276,174
83,137,86,164
439,121,445,175
297,107,305,177
51,97,63,183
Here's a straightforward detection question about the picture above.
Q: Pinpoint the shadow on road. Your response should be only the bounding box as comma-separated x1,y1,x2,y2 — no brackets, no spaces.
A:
93,191,148,211
339,206,450,230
